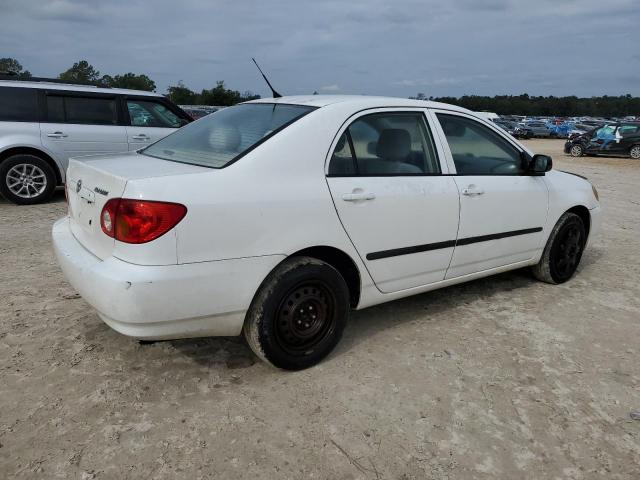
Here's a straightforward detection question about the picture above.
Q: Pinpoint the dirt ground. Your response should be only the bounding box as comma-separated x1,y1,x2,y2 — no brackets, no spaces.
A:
1,139,639,479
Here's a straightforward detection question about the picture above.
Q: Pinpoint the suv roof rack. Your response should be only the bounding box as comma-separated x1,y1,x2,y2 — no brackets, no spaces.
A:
0,72,109,88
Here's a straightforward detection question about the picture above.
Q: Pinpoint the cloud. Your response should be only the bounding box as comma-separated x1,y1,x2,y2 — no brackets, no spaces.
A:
1,0,638,97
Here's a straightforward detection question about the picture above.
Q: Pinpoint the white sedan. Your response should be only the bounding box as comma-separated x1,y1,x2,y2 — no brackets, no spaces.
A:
52,95,602,370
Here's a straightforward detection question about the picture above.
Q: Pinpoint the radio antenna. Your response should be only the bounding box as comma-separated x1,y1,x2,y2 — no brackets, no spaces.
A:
252,58,282,98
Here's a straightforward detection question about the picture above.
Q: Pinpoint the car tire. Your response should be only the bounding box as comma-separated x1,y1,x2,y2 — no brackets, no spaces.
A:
569,144,584,157
0,154,56,205
532,212,586,285
243,256,350,370
630,145,640,160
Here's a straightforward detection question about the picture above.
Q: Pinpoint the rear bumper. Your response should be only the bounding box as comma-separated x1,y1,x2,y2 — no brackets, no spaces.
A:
52,217,284,340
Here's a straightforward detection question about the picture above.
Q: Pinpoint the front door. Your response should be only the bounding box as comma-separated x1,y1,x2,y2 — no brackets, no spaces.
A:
432,111,549,279
125,98,184,150
326,110,460,293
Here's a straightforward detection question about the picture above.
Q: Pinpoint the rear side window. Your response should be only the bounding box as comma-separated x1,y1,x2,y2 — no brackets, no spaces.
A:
328,112,440,176
65,97,117,125
127,100,183,128
436,114,524,175
0,87,39,122
44,94,117,125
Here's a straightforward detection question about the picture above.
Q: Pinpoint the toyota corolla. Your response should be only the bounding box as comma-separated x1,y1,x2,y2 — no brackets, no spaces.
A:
52,95,602,370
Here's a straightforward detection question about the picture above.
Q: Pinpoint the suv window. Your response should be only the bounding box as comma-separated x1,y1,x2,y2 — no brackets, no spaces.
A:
127,99,183,128
436,114,524,175
0,87,39,122
618,125,639,136
328,112,440,176
44,95,117,125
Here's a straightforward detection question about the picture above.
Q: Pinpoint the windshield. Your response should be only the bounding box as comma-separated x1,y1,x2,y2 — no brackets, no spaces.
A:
142,103,315,168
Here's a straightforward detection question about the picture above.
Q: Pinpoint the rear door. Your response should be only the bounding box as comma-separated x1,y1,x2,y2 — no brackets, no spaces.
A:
124,98,185,150
431,111,548,278
326,109,460,293
40,92,128,165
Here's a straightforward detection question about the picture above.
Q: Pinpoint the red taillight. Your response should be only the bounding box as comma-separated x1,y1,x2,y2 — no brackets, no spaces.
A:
100,199,187,244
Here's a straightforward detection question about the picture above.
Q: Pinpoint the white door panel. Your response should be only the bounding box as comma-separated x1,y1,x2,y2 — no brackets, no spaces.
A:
328,176,460,292
126,126,176,151
40,123,128,162
430,110,550,279
445,175,548,278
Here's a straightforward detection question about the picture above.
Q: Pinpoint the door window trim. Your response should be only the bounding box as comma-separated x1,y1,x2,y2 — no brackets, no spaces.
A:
429,109,532,176
325,107,450,177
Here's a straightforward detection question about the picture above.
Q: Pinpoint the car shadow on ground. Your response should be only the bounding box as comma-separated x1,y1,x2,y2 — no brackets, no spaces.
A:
166,267,541,372
0,188,66,205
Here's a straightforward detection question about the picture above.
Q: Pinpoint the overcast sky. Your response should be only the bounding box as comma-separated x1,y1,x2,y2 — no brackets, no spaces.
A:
2,0,639,98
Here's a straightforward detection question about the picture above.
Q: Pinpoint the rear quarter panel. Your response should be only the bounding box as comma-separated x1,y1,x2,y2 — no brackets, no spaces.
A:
122,107,369,275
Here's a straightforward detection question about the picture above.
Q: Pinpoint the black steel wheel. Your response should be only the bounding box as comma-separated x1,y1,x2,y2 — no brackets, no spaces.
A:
532,212,586,284
244,257,349,370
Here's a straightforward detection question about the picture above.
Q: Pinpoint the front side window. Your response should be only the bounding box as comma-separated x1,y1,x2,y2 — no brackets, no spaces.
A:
0,87,38,122
328,112,440,176
127,100,183,128
61,96,118,125
142,103,314,168
436,114,524,175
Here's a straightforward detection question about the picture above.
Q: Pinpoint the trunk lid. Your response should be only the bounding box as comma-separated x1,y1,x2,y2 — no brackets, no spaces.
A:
66,152,207,260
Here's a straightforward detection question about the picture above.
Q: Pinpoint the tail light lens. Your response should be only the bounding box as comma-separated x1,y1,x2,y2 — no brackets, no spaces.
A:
100,199,187,244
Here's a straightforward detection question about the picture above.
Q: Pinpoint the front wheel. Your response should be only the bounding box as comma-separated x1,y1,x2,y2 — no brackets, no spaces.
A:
0,154,56,205
630,145,640,160
532,212,586,284
569,144,584,157
243,257,350,370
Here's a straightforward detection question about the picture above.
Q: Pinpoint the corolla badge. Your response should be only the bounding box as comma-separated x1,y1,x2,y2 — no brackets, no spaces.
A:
76,179,82,193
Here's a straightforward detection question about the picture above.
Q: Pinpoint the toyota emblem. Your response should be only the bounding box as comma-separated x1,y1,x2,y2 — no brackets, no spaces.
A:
76,179,82,193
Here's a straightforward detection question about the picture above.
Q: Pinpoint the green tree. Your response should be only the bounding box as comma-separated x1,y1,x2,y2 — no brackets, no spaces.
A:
0,57,32,79
58,60,100,84
101,72,156,91
166,81,198,104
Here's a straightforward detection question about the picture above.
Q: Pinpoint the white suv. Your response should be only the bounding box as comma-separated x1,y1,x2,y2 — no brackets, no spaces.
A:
0,78,191,204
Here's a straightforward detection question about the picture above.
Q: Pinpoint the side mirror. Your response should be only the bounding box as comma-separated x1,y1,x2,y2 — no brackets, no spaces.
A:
529,154,553,174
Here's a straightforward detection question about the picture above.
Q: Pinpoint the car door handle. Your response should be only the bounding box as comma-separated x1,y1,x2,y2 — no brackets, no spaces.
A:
46,131,67,138
131,134,150,140
462,185,485,196
342,192,376,202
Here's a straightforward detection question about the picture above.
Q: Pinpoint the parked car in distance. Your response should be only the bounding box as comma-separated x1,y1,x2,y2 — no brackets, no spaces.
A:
520,121,552,138
52,95,601,370
494,120,533,139
565,122,640,159
0,77,191,204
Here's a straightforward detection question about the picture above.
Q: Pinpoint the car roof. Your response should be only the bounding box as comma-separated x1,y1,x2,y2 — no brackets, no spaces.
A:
245,94,472,113
0,79,162,97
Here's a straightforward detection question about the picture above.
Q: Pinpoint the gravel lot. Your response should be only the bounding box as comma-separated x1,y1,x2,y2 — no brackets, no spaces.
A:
1,139,639,479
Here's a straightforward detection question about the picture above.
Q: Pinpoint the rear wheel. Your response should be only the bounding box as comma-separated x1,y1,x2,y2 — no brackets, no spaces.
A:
0,154,56,205
630,145,640,160
569,144,584,157
532,212,586,284
243,257,349,370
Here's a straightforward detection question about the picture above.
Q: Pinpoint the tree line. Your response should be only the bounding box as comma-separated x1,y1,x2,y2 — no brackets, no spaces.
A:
2,58,638,114
412,93,639,117
0,57,260,106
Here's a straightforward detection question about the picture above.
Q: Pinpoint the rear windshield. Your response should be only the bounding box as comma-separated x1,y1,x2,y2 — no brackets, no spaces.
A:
142,103,315,168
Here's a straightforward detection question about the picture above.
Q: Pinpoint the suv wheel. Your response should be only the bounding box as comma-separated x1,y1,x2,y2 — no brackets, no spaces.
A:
630,145,640,160
0,154,56,205
243,256,350,370
569,144,584,157
532,212,586,284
